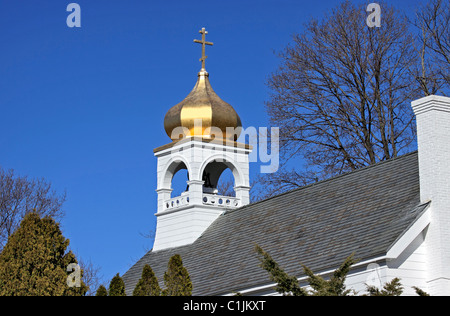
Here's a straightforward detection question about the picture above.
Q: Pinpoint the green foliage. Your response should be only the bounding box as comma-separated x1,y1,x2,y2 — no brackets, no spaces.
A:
256,244,355,296
0,212,87,296
366,278,403,296
255,244,428,296
162,254,192,296
413,286,430,296
302,254,357,296
109,273,126,296
95,285,108,296
133,264,161,296
255,245,308,296
106,255,191,297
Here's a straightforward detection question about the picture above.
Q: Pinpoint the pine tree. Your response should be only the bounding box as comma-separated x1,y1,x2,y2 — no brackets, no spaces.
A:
0,212,87,296
256,244,428,296
133,264,161,296
109,273,126,296
256,245,356,296
302,255,356,296
413,286,430,297
256,245,359,296
163,254,192,296
255,245,308,296
366,278,404,296
95,285,108,296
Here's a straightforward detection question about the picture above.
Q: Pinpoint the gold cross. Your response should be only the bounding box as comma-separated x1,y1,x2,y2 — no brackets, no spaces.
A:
193,27,213,70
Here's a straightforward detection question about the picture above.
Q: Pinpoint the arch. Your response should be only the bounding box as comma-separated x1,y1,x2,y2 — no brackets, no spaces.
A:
198,154,245,189
159,155,192,190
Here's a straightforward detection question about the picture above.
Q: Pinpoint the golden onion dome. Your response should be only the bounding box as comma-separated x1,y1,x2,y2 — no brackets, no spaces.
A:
164,69,242,141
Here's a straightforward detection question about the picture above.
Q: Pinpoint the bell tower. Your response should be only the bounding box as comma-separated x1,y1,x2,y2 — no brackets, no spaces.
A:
152,28,252,252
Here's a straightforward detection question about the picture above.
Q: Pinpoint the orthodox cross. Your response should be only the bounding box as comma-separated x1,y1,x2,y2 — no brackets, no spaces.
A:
193,27,213,70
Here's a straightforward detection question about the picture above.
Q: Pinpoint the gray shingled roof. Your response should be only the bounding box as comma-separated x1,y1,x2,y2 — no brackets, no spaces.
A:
123,151,426,295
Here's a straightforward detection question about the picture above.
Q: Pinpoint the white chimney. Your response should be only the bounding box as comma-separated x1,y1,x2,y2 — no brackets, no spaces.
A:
412,95,450,295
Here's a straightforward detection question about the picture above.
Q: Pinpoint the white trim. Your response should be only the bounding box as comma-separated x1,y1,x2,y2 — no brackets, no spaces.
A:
386,205,431,259
154,138,252,157
158,154,192,190
154,203,232,217
412,95,450,115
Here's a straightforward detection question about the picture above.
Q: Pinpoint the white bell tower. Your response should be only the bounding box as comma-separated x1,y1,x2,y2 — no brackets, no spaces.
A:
152,137,251,251
151,28,252,251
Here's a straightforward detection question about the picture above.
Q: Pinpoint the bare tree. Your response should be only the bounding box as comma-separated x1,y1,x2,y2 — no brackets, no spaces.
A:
77,256,104,296
216,176,235,197
0,167,66,250
258,1,424,198
414,0,450,91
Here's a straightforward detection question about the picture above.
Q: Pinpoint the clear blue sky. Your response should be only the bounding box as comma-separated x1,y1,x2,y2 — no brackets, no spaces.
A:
0,0,423,284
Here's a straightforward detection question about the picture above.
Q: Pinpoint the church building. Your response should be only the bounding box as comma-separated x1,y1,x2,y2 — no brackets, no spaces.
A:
122,28,450,296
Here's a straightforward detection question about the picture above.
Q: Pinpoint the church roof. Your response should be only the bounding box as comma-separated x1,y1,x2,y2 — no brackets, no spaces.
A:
122,151,427,295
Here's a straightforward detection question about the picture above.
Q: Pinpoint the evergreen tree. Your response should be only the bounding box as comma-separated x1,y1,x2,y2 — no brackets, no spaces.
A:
133,264,161,296
366,278,403,296
302,255,356,296
109,273,126,296
163,254,192,296
255,245,308,296
95,285,108,296
255,244,427,296
413,286,430,297
256,245,359,296
0,212,87,296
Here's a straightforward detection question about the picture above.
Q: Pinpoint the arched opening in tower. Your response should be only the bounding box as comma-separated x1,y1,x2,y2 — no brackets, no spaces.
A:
168,161,189,198
201,160,237,197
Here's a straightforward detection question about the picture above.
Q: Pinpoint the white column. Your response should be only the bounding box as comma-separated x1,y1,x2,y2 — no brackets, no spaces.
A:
412,95,450,296
234,185,251,206
187,179,204,205
156,188,172,213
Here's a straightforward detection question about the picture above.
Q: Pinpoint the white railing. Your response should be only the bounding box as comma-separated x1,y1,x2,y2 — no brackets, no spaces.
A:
164,192,240,210
202,194,240,208
165,193,190,210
